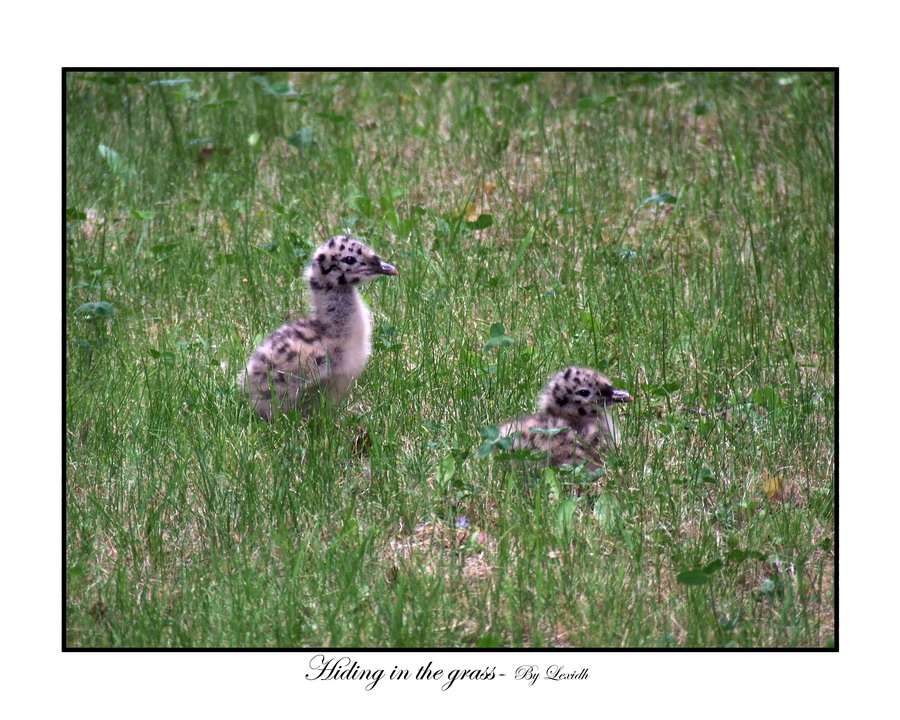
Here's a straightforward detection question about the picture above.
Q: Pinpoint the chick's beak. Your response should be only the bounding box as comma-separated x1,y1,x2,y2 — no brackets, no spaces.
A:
611,388,633,403
378,261,398,276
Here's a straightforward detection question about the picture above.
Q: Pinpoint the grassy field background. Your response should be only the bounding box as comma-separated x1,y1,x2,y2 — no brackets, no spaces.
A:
65,71,834,648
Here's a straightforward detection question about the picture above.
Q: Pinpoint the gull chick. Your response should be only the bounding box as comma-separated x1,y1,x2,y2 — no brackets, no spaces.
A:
499,366,632,470
244,235,397,420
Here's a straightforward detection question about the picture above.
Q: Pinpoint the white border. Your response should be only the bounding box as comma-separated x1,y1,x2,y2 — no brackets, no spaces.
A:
9,4,897,716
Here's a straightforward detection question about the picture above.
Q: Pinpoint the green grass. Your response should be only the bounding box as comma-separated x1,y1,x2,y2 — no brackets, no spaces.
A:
66,71,834,648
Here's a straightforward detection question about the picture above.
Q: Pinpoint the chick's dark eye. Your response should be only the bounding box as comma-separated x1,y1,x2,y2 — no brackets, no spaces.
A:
576,389,591,398
342,256,357,265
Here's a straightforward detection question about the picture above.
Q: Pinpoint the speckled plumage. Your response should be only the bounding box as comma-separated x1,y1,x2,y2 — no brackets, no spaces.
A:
243,236,397,420
499,367,632,470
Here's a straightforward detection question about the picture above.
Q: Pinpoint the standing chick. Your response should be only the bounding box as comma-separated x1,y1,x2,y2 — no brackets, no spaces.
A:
499,367,632,470
244,235,398,420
